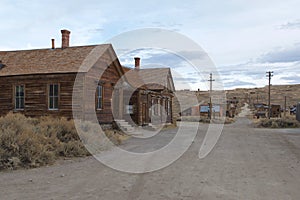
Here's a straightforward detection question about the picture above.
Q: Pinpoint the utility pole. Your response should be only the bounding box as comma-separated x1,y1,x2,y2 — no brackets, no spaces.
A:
208,73,215,120
284,96,287,118
266,71,273,119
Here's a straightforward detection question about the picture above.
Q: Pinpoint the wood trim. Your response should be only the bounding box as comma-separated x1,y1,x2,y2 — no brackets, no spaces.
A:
47,83,60,111
96,84,104,110
13,84,25,111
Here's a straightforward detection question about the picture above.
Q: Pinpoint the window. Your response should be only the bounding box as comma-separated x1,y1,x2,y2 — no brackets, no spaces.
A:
157,98,161,116
126,105,133,114
96,85,103,109
168,100,171,115
165,99,169,115
49,84,59,110
15,85,25,110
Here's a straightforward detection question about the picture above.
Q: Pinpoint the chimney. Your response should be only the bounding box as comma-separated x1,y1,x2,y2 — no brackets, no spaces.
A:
134,57,140,69
61,29,71,48
51,39,55,49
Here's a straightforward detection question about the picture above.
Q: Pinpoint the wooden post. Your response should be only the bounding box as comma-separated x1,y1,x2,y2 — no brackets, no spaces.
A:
266,71,273,119
284,96,286,118
208,73,215,120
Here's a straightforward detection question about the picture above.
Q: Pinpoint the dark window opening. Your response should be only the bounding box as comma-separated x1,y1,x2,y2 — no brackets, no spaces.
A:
15,85,25,110
49,84,59,110
96,85,103,109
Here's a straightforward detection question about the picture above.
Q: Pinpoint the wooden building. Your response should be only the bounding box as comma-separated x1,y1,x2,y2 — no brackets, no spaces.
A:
119,58,175,126
0,30,175,127
270,104,281,118
226,97,239,118
253,103,268,118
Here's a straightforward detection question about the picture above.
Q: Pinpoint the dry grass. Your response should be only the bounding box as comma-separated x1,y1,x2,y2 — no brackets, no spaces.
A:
0,112,125,170
225,118,236,124
178,116,235,124
161,123,177,130
182,116,213,123
254,116,300,128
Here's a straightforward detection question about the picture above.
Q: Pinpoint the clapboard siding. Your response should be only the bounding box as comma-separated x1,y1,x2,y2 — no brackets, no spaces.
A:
0,73,81,119
0,50,122,125
83,50,122,123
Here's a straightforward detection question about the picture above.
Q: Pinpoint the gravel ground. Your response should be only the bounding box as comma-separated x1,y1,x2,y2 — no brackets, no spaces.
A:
0,106,300,200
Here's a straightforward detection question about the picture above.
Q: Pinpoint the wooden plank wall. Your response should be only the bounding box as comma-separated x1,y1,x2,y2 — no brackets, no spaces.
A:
0,73,83,119
83,50,122,124
0,48,175,126
0,49,123,124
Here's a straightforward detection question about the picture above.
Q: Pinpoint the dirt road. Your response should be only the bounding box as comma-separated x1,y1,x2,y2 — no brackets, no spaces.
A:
1,116,300,200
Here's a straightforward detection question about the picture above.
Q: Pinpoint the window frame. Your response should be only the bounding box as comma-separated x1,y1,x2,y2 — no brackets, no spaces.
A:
48,83,60,110
168,99,171,115
96,84,104,110
165,98,169,115
14,85,25,110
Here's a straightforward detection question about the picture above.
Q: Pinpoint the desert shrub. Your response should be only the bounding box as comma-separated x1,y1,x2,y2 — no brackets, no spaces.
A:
225,118,235,124
0,112,32,135
0,113,126,170
256,118,300,128
259,119,272,127
57,140,89,157
37,118,90,158
104,130,123,145
38,116,79,142
200,118,211,123
0,113,56,169
271,121,279,128
180,116,201,122
179,116,231,124
77,122,127,152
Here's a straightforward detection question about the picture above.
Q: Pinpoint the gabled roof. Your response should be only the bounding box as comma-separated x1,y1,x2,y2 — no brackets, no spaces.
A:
0,44,117,76
121,67,175,92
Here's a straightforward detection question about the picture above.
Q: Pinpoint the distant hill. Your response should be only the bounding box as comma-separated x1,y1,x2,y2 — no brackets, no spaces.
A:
174,84,300,114
225,84,300,108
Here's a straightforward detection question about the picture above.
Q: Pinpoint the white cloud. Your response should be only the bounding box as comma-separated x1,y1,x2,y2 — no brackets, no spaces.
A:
1,0,300,89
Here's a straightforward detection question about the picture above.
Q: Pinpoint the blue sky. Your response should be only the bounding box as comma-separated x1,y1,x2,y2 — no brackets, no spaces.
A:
1,0,300,90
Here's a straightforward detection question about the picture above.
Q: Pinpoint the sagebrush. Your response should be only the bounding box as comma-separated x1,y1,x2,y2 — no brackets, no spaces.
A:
255,117,300,128
0,113,124,170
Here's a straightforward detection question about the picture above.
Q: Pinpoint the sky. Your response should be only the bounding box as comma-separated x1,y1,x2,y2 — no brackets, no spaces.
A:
0,0,300,90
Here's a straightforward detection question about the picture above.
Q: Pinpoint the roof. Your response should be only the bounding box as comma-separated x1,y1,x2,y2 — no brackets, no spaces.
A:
254,103,267,108
0,44,113,76
121,67,176,92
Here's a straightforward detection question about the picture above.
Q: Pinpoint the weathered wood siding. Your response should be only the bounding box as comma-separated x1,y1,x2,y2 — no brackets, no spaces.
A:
82,50,122,124
0,73,83,119
125,90,173,126
0,50,122,124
